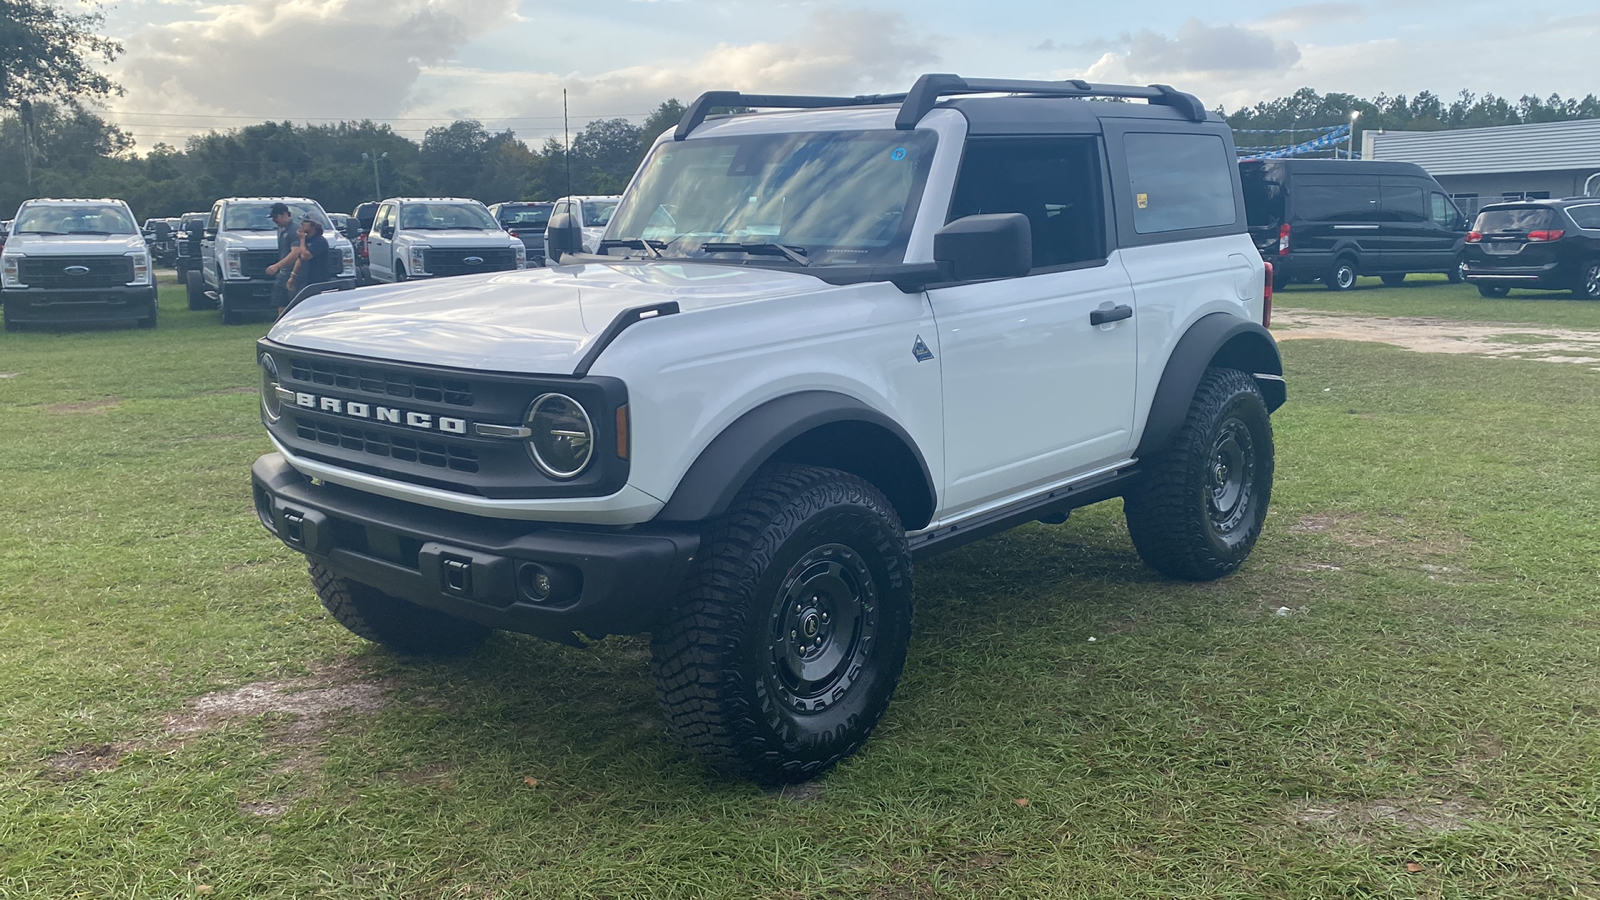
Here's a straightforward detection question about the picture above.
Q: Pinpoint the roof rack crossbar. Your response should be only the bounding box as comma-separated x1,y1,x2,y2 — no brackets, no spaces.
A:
672,75,1209,140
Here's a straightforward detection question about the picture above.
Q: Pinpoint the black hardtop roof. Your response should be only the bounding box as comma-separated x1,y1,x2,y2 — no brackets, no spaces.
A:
674,73,1213,140
1240,158,1433,178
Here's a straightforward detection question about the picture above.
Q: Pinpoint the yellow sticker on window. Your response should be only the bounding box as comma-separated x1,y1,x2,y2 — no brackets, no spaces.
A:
1136,193,1149,209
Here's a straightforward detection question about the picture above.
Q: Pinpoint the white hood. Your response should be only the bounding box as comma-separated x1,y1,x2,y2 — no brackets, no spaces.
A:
267,261,831,375
2,233,146,254
401,229,517,248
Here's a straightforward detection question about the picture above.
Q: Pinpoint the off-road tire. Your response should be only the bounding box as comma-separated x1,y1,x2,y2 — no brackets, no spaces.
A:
1380,273,1406,287
1478,284,1510,298
186,270,212,310
1124,367,1274,581
650,464,914,784
1324,257,1358,291
1575,262,1600,301
309,563,491,655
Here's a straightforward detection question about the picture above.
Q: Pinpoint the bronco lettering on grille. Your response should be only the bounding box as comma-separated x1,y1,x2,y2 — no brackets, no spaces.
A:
295,392,468,434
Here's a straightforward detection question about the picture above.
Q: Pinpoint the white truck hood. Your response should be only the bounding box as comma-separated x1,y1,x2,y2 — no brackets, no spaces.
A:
2,233,146,255
267,262,830,375
400,229,518,248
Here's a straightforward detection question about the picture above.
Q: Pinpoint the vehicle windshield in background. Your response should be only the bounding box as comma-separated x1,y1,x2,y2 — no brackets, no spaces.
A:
499,205,553,229
606,129,939,266
400,203,498,230
585,201,619,228
14,205,138,235
1474,208,1561,233
224,202,331,232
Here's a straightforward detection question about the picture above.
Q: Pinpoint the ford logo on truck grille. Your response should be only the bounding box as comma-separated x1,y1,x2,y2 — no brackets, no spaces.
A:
64,265,91,275
282,389,470,435
463,256,484,265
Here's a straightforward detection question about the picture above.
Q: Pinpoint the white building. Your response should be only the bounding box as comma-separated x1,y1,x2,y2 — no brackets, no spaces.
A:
1363,118,1600,216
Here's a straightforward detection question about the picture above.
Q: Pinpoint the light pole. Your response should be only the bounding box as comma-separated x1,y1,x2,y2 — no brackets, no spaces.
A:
1346,111,1360,160
361,151,388,199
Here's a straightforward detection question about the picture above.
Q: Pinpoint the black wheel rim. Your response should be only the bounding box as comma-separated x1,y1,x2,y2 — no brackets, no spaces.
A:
1207,417,1256,535
766,542,878,715
1457,260,1468,282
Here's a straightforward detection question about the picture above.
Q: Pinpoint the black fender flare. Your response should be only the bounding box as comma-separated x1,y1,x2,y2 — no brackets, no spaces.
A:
655,391,938,529
1135,313,1285,459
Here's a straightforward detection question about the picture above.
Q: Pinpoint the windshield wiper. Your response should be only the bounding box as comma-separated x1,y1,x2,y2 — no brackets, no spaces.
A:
67,230,119,235
700,242,810,266
17,230,65,235
598,238,664,259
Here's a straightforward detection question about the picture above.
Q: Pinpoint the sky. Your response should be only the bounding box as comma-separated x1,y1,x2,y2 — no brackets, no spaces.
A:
91,0,1600,151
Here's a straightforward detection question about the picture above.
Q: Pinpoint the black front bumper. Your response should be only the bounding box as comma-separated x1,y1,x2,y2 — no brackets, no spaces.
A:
2,285,156,325
251,454,700,641
223,279,279,310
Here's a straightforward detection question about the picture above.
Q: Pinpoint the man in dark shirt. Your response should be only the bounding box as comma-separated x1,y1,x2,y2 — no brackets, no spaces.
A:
288,215,332,299
263,202,297,314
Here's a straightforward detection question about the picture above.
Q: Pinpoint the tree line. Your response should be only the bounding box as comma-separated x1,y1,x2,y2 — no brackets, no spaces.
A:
1224,87,1600,135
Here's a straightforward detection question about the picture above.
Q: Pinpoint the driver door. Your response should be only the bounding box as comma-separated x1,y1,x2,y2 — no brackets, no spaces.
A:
367,202,396,281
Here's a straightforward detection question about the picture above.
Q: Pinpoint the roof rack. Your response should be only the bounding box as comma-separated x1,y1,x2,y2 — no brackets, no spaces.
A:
673,73,1208,140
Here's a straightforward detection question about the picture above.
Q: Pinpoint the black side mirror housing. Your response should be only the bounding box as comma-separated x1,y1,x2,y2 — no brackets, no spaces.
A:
933,213,1032,282
545,212,583,263
379,224,395,239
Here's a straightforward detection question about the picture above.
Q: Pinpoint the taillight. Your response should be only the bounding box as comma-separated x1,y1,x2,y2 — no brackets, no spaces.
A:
1277,223,1291,256
1527,230,1565,242
1465,231,1483,243
1262,262,1274,328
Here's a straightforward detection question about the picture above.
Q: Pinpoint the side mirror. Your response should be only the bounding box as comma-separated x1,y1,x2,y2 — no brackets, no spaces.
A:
203,228,217,240
933,213,1032,282
545,211,583,263
379,224,394,240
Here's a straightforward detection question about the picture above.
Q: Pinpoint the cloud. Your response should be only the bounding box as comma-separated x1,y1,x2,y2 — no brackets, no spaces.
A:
116,0,520,122
1253,3,1365,32
1122,19,1301,76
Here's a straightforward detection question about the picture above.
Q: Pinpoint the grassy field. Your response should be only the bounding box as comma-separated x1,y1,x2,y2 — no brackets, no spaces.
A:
2,274,1598,898
1276,272,1600,328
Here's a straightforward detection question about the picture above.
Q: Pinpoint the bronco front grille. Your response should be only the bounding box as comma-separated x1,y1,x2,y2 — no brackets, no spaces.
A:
426,248,517,277
295,419,480,473
289,357,475,407
18,255,134,288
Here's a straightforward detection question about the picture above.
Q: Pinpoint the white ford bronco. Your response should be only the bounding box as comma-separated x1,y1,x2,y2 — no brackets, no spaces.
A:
2,198,156,330
251,75,1285,782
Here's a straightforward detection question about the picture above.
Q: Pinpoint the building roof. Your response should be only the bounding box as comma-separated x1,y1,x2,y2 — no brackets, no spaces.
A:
1365,118,1600,177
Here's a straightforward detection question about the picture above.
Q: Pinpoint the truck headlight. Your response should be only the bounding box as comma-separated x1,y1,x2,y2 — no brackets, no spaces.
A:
259,354,283,422
409,245,428,276
513,243,527,269
129,251,151,284
225,249,244,279
341,246,355,277
1,254,22,288
526,393,593,478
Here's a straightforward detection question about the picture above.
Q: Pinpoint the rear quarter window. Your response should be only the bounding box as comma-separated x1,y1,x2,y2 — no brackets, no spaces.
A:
1566,205,1600,230
1125,132,1237,234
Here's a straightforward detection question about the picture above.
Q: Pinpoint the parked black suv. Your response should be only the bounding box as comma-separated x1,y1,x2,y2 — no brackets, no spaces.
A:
487,201,553,266
1241,159,1469,290
1463,199,1600,299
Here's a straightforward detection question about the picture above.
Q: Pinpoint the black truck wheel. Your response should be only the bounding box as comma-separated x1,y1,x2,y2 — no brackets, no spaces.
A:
138,294,158,329
1123,367,1274,581
186,270,212,311
1324,257,1358,291
309,563,490,655
219,282,241,325
1478,284,1510,298
650,464,913,783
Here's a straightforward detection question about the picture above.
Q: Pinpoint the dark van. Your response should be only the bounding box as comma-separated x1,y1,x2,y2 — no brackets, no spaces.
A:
1240,159,1469,290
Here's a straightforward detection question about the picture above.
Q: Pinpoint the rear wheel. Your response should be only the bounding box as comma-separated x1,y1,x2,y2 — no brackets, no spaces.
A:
1324,257,1357,291
650,464,914,783
1124,368,1275,581
1448,256,1467,284
1575,262,1600,301
1380,273,1406,287
1478,284,1510,298
310,563,491,655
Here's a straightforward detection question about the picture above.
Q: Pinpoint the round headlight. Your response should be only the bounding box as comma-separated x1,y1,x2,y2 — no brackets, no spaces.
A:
526,393,593,478
260,354,282,422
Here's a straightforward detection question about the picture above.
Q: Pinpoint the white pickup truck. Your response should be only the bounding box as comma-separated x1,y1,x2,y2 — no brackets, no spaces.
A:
364,198,525,282
2,198,157,330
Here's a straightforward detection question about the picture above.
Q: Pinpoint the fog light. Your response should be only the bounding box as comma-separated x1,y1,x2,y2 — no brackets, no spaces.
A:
520,564,553,602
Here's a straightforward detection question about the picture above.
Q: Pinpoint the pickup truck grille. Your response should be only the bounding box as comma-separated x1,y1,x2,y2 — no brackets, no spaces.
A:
289,356,475,407
19,255,134,288
240,250,279,278
427,248,517,277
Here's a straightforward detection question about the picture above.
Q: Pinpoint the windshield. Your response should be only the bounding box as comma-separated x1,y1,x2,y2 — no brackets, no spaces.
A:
224,202,330,232
499,204,552,228
1474,207,1561,233
606,129,939,266
583,200,619,228
15,204,137,235
400,202,499,230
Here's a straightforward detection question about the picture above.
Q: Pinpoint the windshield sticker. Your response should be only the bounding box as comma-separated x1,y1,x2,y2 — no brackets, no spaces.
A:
890,147,907,161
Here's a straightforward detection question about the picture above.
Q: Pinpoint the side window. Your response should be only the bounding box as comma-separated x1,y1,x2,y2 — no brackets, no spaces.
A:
376,203,395,232
1381,183,1427,222
207,204,221,232
1568,205,1600,230
1123,132,1236,234
1430,192,1459,228
1295,184,1380,221
553,200,571,220
947,137,1107,269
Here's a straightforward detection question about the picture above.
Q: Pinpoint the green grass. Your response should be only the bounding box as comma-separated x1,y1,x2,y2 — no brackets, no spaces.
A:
3,275,1600,898
1276,273,1600,329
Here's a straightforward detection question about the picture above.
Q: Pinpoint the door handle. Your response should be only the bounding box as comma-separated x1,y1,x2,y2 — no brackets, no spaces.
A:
1090,304,1133,326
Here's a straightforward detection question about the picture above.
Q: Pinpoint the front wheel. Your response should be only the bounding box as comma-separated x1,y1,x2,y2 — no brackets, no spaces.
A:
1324,258,1358,291
651,464,914,783
1575,262,1600,301
310,563,491,655
1478,284,1510,298
186,270,212,310
1124,368,1275,581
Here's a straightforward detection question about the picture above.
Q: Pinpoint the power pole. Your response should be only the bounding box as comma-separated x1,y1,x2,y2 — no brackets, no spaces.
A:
563,89,572,198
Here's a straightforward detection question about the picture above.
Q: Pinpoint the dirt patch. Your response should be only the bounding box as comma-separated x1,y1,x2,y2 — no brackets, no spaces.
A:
43,742,123,778
239,800,291,818
1287,512,1386,548
41,398,121,415
1274,310,1600,369
775,781,826,804
1291,797,1483,844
